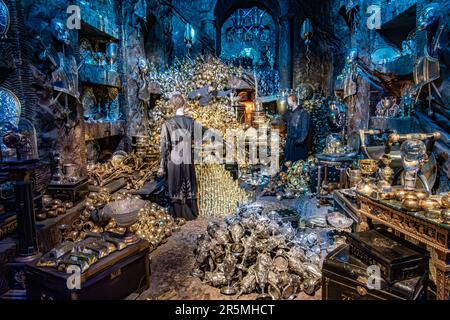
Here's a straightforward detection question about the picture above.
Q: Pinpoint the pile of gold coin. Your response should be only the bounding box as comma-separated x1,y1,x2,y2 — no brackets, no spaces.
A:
146,55,245,156
148,55,243,97
87,151,159,190
64,189,184,249
131,202,186,250
196,164,250,217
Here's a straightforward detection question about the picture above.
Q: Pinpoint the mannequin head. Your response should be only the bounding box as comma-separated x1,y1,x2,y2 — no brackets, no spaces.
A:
418,3,440,31
51,18,70,45
287,94,298,110
171,94,186,115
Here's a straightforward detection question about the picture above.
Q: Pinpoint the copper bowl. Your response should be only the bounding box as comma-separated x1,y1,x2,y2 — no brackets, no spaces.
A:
36,213,47,221
394,189,408,201
379,191,395,200
414,191,429,201
441,193,450,209
419,199,441,211
47,210,58,218
441,209,450,224
402,198,420,211
426,209,441,220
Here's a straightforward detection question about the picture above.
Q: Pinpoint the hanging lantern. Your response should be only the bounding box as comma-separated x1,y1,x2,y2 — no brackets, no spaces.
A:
301,19,313,75
184,23,195,53
301,18,313,45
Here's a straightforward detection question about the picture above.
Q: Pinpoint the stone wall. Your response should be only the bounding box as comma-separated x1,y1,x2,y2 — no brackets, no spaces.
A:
0,0,87,177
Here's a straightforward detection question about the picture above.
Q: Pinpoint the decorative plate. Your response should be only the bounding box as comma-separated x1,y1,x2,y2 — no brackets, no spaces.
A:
326,211,353,229
0,87,21,125
79,38,95,65
81,87,97,120
0,0,10,37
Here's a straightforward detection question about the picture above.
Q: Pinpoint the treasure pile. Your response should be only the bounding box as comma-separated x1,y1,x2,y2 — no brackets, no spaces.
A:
64,189,183,251
192,203,326,299
262,160,313,199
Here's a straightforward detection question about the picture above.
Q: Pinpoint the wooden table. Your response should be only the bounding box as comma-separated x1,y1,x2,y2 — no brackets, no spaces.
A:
316,154,355,206
356,193,450,300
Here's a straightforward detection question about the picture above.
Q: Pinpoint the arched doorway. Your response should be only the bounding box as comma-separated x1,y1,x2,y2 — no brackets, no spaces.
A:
214,0,292,89
215,0,280,62
220,7,277,71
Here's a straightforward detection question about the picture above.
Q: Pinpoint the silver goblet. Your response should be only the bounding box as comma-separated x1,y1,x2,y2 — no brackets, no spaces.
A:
106,41,118,72
220,253,237,295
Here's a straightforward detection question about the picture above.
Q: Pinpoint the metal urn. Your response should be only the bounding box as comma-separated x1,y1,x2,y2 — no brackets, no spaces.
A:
276,89,288,115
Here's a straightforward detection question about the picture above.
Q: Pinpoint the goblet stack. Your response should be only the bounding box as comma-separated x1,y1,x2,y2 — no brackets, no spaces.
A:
196,164,250,217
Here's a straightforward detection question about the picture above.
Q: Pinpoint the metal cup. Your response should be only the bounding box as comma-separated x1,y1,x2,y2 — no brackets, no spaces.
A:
63,163,78,181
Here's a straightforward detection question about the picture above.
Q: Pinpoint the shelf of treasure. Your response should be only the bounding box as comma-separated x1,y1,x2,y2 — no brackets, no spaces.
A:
80,64,121,88
26,237,150,300
84,120,126,141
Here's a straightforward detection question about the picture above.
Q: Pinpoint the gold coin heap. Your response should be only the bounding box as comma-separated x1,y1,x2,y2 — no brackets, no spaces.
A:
132,202,186,250
68,190,183,251
146,55,245,155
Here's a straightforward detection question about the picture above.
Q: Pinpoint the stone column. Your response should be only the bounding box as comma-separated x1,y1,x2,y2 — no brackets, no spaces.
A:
278,14,293,89
200,18,216,55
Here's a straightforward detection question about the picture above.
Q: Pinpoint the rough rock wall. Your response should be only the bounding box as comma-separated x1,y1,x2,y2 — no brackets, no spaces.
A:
0,0,86,177
122,0,173,138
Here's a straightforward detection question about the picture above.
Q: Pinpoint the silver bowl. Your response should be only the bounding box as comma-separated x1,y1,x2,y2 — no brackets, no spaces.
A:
326,212,354,230
102,199,147,244
103,199,147,227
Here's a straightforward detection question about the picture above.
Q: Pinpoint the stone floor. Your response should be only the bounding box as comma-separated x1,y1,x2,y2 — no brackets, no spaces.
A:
139,198,330,300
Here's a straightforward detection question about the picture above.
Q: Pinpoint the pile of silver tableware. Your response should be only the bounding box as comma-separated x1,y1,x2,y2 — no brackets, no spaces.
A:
192,203,327,299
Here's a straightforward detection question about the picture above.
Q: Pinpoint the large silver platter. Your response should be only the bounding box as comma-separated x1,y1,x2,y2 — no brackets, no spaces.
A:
81,87,97,120
0,0,10,37
0,87,21,125
79,38,95,65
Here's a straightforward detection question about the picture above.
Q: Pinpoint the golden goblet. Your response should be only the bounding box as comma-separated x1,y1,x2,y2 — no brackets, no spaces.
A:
357,159,379,196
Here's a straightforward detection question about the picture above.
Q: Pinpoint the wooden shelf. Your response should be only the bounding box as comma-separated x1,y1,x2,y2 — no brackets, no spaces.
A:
84,120,126,141
36,201,85,253
80,64,121,88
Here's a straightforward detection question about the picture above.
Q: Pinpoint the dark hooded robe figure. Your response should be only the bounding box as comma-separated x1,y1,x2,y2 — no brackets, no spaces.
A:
158,94,198,220
283,95,310,162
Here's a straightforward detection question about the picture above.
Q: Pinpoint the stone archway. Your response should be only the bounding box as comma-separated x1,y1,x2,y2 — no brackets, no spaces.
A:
214,0,292,88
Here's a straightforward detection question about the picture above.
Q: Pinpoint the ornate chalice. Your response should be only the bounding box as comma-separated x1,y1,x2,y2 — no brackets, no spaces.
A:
106,41,118,72
103,199,147,244
356,159,379,196
230,222,245,258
